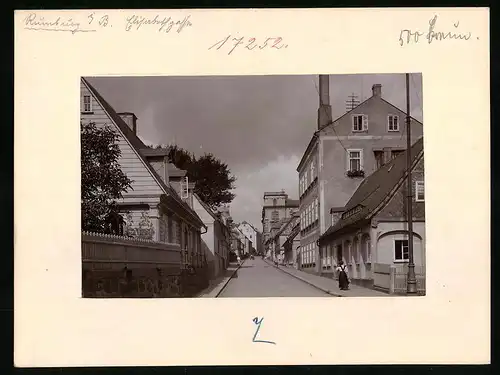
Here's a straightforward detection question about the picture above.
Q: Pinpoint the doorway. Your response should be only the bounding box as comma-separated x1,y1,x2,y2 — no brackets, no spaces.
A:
336,244,342,263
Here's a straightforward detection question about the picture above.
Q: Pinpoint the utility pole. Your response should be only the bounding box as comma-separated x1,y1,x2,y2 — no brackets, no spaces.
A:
406,73,417,295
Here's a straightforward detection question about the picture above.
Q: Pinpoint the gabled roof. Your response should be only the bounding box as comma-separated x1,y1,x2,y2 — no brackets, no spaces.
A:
297,92,424,172
167,163,187,177
319,137,424,244
239,221,260,233
283,222,300,246
275,215,298,239
194,193,221,223
81,77,204,228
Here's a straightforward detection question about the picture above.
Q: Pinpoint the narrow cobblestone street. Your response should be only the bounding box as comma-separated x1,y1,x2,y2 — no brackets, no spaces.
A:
218,257,331,297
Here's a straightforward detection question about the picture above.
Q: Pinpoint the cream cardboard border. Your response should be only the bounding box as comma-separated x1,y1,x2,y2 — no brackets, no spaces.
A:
14,8,490,366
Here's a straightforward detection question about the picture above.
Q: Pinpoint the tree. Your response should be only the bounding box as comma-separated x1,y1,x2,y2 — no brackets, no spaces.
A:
81,121,132,233
190,153,236,208
159,144,236,209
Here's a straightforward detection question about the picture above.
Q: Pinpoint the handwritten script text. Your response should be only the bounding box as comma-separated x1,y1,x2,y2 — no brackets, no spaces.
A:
252,317,276,345
399,15,476,46
23,13,98,34
125,15,192,33
209,35,288,55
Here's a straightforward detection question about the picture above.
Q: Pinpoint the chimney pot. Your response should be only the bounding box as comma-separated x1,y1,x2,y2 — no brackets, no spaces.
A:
118,112,138,134
372,84,382,97
318,75,332,130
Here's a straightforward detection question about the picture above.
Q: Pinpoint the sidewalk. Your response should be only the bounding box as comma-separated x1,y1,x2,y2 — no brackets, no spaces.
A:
264,259,389,297
196,261,244,298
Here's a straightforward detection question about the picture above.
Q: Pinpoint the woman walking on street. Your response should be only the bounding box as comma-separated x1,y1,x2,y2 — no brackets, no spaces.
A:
336,260,350,290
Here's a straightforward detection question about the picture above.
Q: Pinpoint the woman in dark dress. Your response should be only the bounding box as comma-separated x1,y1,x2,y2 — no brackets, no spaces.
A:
336,260,350,290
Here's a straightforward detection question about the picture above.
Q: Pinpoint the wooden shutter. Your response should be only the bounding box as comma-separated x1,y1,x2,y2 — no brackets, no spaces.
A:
362,115,368,130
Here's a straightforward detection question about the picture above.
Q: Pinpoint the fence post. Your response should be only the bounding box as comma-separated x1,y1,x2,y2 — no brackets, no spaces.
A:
389,265,395,295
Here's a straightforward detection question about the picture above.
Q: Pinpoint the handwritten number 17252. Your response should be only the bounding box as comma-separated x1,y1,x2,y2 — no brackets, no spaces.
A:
209,35,288,55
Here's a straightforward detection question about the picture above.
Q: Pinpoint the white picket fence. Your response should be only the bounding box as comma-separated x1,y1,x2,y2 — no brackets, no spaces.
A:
373,263,426,295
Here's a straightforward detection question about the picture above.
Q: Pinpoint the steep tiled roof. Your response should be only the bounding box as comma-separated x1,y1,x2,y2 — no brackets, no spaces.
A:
319,137,424,244
194,193,220,222
81,77,204,228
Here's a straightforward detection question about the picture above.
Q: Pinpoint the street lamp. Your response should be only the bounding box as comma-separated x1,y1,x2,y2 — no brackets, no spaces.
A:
405,73,417,295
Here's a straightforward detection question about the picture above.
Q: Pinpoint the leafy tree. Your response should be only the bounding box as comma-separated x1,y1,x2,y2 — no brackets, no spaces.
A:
81,121,132,233
154,144,236,209
190,153,236,209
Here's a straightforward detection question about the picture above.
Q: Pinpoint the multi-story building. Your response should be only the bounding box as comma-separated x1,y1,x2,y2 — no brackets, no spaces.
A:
318,138,425,293
237,221,262,254
261,190,299,252
297,75,423,274
271,212,300,265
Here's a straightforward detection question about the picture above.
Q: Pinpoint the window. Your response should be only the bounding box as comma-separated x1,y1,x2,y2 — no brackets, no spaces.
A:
415,181,425,201
314,198,318,221
347,149,363,172
388,115,399,131
352,114,368,132
273,198,277,206
310,162,315,181
271,210,279,221
82,95,92,113
394,239,409,261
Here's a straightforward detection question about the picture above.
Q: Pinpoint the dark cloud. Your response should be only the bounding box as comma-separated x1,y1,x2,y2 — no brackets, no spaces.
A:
87,74,423,228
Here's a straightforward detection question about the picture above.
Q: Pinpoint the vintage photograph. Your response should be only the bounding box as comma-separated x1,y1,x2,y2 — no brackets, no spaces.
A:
80,73,425,298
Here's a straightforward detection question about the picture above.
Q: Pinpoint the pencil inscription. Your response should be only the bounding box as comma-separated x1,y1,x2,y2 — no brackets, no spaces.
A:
399,15,476,46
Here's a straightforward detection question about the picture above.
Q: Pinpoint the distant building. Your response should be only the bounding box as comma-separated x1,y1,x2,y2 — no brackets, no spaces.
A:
237,221,262,254
271,213,300,265
297,76,424,275
283,223,301,269
261,190,299,254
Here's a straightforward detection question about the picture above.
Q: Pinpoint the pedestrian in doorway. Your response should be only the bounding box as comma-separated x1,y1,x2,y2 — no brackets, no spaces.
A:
336,260,350,290
237,255,241,266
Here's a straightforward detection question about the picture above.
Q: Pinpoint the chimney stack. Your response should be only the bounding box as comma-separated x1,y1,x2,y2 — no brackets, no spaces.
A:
372,84,382,97
317,75,332,130
118,112,138,134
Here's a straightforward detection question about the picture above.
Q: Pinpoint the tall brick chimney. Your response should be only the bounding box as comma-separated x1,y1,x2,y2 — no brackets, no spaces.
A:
317,75,332,130
372,84,382,97
118,112,138,134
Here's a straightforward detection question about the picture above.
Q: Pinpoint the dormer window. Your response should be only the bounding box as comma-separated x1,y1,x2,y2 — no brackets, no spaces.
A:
388,114,400,131
415,181,425,202
82,95,92,113
352,114,368,132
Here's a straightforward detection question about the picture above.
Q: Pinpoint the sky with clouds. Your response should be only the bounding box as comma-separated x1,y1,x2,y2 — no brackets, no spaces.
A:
87,74,423,230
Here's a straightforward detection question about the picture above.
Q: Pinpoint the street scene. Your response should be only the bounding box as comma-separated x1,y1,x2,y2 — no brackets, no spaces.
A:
80,73,425,298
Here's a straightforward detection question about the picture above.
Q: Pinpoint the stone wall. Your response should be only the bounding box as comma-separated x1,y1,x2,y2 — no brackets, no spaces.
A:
83,266,210,298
